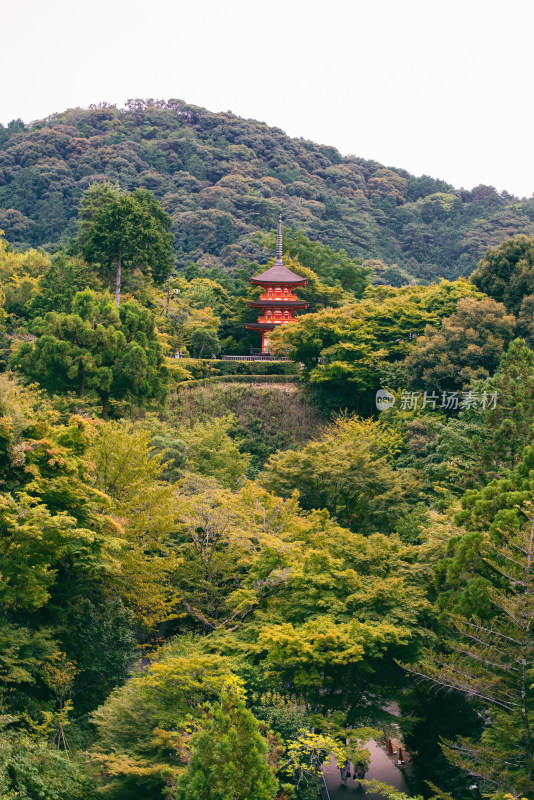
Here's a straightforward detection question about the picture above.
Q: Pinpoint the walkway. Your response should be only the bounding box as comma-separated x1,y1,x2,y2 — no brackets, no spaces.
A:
323,740,411,799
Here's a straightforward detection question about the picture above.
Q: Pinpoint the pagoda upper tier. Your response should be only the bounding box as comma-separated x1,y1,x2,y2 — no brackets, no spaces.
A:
245,215,308,354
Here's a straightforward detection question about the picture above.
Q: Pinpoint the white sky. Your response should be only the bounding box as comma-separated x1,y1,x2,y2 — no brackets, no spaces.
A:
2,0,533,197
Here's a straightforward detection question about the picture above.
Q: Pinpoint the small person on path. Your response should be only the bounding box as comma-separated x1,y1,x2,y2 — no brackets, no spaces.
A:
340,760,351,784
353,762,366,790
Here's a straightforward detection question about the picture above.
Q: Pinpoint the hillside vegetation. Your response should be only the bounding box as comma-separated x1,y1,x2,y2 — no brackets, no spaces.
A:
2,106,534,800
2,99,534,284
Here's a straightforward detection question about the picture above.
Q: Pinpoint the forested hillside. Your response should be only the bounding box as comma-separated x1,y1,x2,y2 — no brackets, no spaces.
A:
1,98,534,283
2,106,534,800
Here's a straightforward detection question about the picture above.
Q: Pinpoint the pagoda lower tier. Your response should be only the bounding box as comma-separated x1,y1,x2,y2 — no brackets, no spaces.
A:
245,297,308,353
245,317,300,353
245,295,309,353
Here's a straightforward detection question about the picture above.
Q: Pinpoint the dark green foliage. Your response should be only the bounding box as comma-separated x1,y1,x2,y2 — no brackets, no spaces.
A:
1,101,533,281
405,296,515,392
484,338,534,470
30,253,102,315
398,686,482,799
0,720,96,800
412,480,534,798
78,184,174,305
471,234,534,313
11,290,168,417
60,597,137,715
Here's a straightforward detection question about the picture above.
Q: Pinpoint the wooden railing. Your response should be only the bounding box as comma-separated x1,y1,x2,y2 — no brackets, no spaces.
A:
220,354,289,361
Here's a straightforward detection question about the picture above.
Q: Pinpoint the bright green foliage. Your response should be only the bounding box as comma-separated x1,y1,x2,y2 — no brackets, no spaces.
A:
180,415,250,488
175,679,278,800
0,719,96,800
172,479,299,630
471,234,534,313
260,415,418,533
360,782,423,800
284,730,347,788
271,279,485,411
0,376,130,713
91,637,237,799
3,144,534,800
0,235,50,324
12,290,168,418
78,183,174,305
87,420,182,630
405,296,515,392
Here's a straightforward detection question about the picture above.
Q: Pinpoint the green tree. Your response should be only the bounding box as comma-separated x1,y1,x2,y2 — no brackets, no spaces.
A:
485,338,534,470
271,279,484,412
78,184,174,306
405,296,515,393
182,415,250,489
175,679,278,800
91,638,236,799
12,290,168,418
31,252,102,316
260,415,419,533
471,234,534,313
260,228,370,295
0,719,95,800
190,325,220,358
409,516,534,798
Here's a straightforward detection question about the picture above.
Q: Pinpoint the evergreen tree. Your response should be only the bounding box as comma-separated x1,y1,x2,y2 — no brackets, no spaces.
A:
12,289,168,418
78,184,174,306
471,234,534,314
175,679,278,800
410,454,534,799
485,338,534,470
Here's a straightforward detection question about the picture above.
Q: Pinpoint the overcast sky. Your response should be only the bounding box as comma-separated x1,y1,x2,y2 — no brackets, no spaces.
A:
2,0,533,197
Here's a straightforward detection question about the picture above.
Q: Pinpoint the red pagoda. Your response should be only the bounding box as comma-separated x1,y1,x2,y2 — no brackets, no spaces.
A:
245,215,308,353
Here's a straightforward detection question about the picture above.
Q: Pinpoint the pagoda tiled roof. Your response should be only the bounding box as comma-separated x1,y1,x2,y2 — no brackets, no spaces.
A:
250,262,307,285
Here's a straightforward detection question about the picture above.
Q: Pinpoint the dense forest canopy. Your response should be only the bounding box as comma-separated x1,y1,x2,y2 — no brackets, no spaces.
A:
1,98,534,284
1,101,534,800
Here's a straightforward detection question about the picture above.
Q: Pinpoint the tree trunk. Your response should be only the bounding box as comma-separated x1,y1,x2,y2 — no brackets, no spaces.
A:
115,254,122,307
102,394,109,421
166,274,170,316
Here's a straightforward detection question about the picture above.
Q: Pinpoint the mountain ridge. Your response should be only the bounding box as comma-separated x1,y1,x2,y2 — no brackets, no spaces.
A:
1,98,534,282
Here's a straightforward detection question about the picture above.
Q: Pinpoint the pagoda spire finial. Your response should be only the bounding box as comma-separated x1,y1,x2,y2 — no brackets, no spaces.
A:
275,213,283,265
